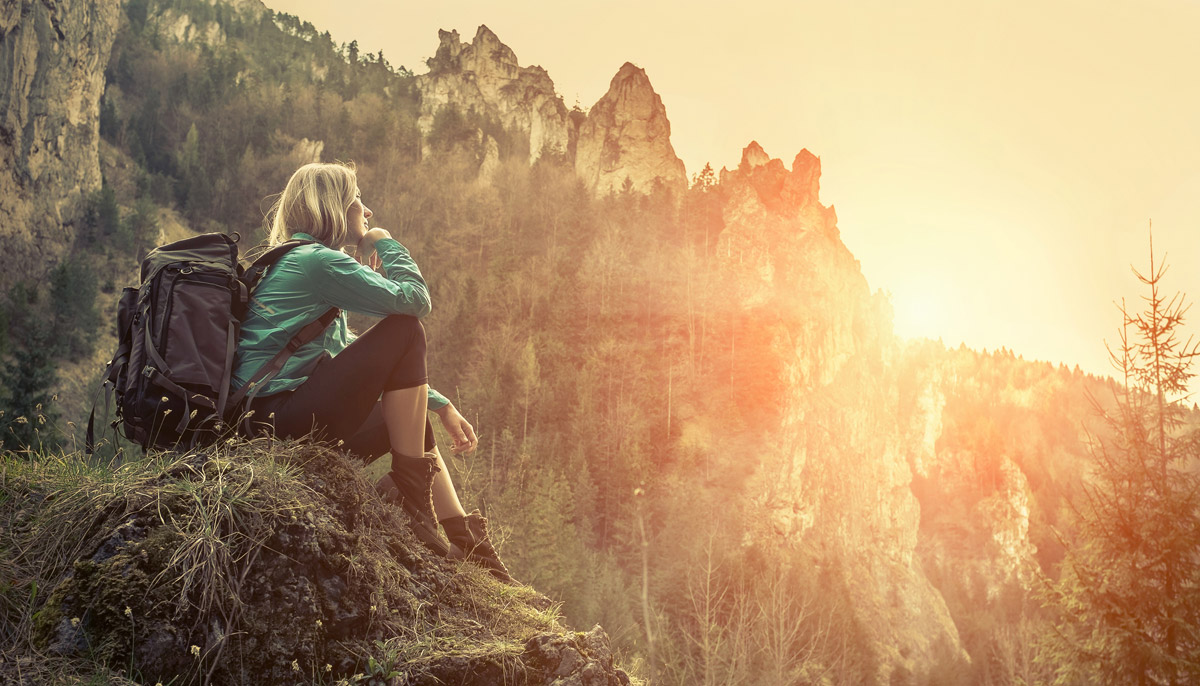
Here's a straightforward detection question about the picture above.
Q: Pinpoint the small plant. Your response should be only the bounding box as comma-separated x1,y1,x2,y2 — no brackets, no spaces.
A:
357,639,404,685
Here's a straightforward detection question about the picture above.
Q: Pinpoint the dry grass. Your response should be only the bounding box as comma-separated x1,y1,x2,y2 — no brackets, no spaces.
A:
0,438,571,685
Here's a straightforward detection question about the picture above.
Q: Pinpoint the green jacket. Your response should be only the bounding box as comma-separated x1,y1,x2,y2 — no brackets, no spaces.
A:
232,232,449,409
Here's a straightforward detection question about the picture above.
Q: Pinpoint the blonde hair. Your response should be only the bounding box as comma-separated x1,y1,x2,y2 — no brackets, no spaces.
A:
266,162,358,247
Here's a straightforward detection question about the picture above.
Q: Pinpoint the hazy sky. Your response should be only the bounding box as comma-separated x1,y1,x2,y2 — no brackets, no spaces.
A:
269,0,1200,386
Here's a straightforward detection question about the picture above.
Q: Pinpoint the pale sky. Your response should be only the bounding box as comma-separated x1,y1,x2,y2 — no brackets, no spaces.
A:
268,0,1200,388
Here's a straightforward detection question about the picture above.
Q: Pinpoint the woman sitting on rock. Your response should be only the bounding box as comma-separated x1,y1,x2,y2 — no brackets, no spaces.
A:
232,161,511,582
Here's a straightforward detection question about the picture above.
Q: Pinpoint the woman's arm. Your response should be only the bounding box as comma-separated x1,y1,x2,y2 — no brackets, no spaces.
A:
308,229,432,318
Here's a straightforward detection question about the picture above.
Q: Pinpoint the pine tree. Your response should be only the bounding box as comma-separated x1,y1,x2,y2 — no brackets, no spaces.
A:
1041,232,1200,685
49,257,100,359
0,285,60,451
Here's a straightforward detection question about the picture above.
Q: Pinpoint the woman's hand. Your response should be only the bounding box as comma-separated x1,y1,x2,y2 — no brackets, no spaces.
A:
434,403,478,454
355,227,392,269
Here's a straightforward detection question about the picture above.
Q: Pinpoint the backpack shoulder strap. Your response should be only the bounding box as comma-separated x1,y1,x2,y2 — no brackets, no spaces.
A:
228,239,339,422
228,306,339,424
242,239,318,288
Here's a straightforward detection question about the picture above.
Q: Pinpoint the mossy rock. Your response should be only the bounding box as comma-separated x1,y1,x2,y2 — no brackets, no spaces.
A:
8,442,631,685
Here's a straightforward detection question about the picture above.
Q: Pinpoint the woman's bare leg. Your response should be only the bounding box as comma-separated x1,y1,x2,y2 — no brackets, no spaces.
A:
380,388,466,519
428,446,467,521
381,385,427,457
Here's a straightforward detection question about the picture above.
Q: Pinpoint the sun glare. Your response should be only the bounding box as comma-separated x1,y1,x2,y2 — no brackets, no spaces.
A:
892,288,949,342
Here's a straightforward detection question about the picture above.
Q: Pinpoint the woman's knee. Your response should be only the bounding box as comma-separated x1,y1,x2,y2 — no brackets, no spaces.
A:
373,315,428,391
376,315,426,349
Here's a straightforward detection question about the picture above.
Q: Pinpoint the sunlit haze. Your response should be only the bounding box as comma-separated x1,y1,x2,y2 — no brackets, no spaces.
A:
268,0,1200,389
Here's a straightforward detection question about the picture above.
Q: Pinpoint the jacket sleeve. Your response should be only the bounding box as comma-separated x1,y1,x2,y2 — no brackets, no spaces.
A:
428,387,450,410
308,239,431,318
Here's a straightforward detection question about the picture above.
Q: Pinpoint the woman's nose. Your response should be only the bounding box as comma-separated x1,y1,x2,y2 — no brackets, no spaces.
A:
363,205,373,218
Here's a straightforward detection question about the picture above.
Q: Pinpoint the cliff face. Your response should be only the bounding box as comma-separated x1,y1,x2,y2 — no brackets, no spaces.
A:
721,142,969,680
721,144,1053,679
903,344,1047,660
0,0,119,288
416,25,571,165
148,0,265,46
574,62,687,197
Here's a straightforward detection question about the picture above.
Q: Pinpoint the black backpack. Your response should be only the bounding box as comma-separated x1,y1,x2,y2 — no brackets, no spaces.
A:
87,233,337,453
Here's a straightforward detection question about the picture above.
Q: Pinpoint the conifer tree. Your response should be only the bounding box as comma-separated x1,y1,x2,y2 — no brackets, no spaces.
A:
0,286,59,451
1042,232,1200,685
49,257,100,359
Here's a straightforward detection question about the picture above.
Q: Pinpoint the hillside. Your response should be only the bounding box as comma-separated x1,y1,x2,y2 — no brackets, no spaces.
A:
2,0,1191,684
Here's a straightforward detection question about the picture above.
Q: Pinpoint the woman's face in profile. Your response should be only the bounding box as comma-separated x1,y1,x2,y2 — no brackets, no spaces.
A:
345,188,373,239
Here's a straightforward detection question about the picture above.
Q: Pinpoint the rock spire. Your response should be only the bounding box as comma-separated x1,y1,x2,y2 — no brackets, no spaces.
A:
574,62,687,197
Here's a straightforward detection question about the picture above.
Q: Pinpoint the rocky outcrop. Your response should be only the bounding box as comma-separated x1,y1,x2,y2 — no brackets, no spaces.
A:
22,443,632,685
145,0,266,46
151,9,226,45
524,627,632,686
724,142,968,681
148,0,265,46
0,0,120,288
718,142,852,316
907,346,1043,644
416,26,570,165
575,62,686,197
414,31,687,198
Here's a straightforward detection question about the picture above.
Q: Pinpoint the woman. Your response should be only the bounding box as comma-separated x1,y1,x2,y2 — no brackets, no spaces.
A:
232,161,510,582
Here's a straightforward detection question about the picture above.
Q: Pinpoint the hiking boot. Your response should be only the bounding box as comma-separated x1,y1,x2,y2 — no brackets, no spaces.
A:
376,452,448,556
442,510,515,584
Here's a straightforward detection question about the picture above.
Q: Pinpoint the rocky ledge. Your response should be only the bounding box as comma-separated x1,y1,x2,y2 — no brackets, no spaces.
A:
4,441,631,685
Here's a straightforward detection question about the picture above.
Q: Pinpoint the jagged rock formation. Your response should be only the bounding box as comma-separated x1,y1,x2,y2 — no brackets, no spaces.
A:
575,62,687,197
416,26,571,165
414,28,687,198
0,0,120,288
723,142,969,680
718,142,854,317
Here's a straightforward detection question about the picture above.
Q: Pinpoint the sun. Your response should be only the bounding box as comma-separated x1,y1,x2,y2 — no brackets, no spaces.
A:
892,287,951,342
